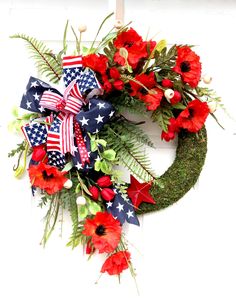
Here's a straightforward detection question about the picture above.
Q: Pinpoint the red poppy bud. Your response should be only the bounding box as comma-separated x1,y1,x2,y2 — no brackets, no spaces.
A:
162,78,173,88
113,80,124,90
97,176,112,188
89,186,100,201
32,145,47,162
86,240,95,254
109,67,120,80
170,90,182,104
103,81,112,93
101,188,115,201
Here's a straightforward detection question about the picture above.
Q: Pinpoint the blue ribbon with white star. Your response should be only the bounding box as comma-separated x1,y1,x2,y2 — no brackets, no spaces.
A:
106,190,140,226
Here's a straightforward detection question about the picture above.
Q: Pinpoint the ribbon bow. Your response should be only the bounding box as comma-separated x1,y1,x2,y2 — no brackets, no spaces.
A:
21,56,114,170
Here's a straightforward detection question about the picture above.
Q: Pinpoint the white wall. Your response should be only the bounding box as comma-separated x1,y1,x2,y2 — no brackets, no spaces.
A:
1,1,236,301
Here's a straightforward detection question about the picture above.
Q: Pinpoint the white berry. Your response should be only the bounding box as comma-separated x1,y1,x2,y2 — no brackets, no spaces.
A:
63,179,73,189
76,196,86,205
208,102,217,113
164,89,174,101
114,19,123,29
78,24,87,33
203,75,212,84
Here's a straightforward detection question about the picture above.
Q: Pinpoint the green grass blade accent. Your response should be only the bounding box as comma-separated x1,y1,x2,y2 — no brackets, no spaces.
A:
89,12,114,52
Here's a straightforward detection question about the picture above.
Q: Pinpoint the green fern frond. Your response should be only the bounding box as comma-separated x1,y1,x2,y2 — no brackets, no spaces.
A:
11,34,62,83
101,124,157,182
67,195,79,249
113,117,154,148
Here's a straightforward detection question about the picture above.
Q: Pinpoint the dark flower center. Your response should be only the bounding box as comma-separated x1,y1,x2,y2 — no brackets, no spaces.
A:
180,61,191,72
95,225,106,236
139,87,148,95
124,41,134,48
188,108,195,118
42,170,54,180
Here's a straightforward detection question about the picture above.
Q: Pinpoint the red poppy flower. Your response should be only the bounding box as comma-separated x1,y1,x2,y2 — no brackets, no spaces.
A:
82,54,108,75
114,28,142,49
129,72,156,96
28,162,68,195
113,28,150,69
176,99,209,132
161,118,179,141
82,212,121,253
140,88,163,111
101,251,131,275
173,46,201,88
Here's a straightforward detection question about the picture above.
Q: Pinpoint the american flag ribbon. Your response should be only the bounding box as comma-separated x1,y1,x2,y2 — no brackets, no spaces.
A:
46,112,75,156
21,115,53,147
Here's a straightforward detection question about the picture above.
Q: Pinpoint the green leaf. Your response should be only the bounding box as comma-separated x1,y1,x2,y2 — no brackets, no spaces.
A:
75,183,81,193
90,140,98,152
12,106,19,117
96,139,107,147
102,149,116,161
156,39,167,52
62,161,73,172
152,106,173,132
88,201,101,215
78,205,89,219
171,103,186,110
100,160,112,174
94,160,101,171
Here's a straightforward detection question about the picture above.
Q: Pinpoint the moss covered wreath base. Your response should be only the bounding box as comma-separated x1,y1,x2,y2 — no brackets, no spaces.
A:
138,127,207,214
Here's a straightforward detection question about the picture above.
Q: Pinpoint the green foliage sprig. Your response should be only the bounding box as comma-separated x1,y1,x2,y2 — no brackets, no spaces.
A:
11,34,63,83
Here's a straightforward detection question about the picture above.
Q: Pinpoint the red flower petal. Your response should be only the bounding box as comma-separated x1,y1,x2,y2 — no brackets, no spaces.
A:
101,251,131,275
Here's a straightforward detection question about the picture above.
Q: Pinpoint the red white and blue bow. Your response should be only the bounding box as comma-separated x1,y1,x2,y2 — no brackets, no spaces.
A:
21,56,115,170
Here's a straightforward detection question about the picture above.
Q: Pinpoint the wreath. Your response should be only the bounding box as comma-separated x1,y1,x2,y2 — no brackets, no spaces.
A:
9,15,222,280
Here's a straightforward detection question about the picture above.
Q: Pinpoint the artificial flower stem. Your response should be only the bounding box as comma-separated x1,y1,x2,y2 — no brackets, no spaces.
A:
42,195,60,247
89,12,114,53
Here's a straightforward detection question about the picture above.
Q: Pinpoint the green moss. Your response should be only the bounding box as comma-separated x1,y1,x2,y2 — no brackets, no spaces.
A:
137,127,207,215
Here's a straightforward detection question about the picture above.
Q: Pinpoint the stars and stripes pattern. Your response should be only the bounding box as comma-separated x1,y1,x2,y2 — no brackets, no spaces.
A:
22,122,47,147
46,112,75,156
106,190,140,226
21,115,53,147
63,55,83,86
47,151,66,169
21,76,61,113
76,98,115,134
63,55,102,97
